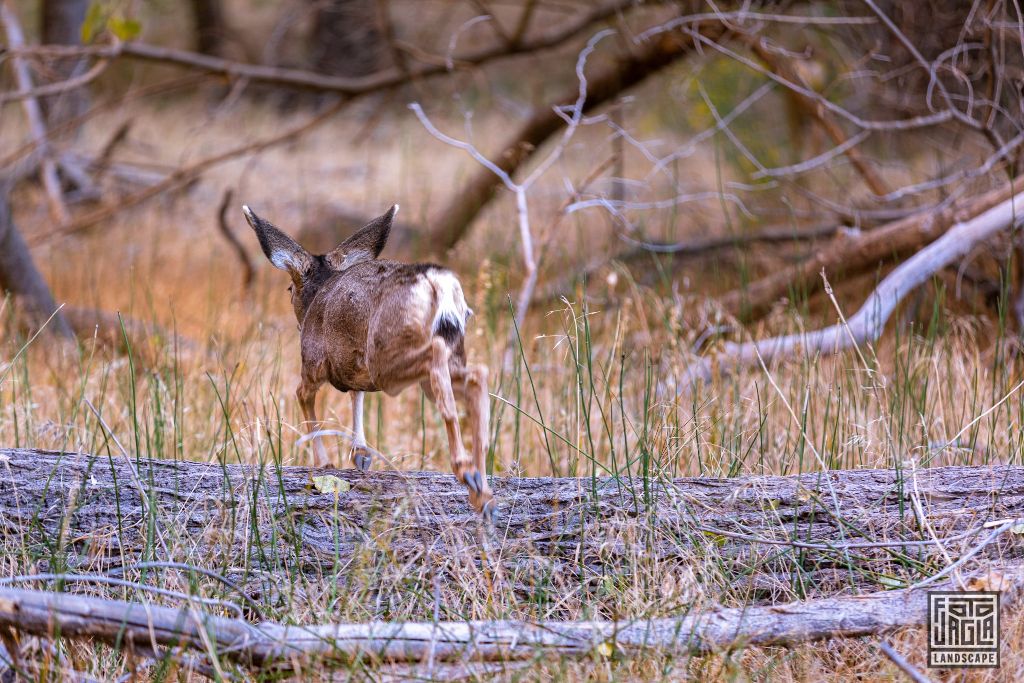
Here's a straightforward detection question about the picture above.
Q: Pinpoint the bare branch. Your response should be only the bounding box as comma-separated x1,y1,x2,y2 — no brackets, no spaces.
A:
0,56,109,104
8,1,637,97
216,189,255,292
686,191,1024,384
0,3,69,224
412,29,616,334
622,222,847,255
720,178,1024,322
30,99,350,244
428,23,730,252
681,28,956,131
746,37,890,195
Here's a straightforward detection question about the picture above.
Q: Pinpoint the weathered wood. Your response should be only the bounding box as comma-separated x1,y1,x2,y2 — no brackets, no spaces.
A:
1,3,70,224
0,188,74,338
686,193,1024,383
721,177,1023,321
0,563,1021,668
1,450,1024,599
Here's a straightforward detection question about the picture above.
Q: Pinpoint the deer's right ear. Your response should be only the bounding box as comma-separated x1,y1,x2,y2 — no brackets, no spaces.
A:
325,204,397,270
242,206,311,278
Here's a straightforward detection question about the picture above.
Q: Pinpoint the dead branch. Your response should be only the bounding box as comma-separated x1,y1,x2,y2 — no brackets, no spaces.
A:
746,37,890,196
630,222,846,255
687,192,1024,384
216,189,255,292
3,450,1024,597
878,641,933,683
721,178,1024,322
0,3,69,225
533,223,845,306
8,1,634,96
413,29,620,337
92,120,133,181
429,24,729,253
30,99,350,245
0,563,1021,670
0,56,109,105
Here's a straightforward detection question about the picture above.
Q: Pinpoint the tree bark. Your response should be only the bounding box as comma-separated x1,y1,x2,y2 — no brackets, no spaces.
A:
2,449,1023,598
0,189,73,337
189,0,228,57
40,0,90,127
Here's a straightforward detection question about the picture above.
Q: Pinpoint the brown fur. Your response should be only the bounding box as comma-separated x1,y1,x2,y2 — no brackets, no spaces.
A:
243,204,494,516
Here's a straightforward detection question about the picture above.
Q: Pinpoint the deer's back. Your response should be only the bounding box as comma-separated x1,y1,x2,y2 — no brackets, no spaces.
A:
299,260,457,392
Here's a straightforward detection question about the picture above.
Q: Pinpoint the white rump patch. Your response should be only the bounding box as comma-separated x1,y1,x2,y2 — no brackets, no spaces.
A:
427,270,468,337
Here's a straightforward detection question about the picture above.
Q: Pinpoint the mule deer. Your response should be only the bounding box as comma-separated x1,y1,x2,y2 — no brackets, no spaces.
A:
242,204,495,517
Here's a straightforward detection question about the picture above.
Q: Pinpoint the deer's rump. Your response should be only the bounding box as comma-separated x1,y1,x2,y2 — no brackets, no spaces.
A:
301,261,469,394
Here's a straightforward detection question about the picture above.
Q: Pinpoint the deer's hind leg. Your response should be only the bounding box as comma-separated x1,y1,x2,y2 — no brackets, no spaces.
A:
426,338,494,513
450,362,494,518
297,376,331,468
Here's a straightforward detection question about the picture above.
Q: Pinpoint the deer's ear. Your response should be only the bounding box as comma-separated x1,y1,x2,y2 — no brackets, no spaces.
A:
325,204,397,270
243,206,311,278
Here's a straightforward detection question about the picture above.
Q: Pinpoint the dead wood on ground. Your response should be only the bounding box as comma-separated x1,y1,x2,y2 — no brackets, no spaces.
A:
2,449,1023,599
720,178,1023,322
688,191,1024,384
0,564,1020,671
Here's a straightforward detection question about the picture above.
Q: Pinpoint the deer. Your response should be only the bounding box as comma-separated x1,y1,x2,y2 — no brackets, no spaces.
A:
242,203,495,519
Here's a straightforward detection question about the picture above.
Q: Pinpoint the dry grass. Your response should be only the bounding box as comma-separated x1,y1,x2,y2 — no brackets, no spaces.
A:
3,90,1024,680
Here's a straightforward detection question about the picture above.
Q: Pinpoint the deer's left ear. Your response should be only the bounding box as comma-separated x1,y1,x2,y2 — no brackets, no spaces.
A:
325,204,397,270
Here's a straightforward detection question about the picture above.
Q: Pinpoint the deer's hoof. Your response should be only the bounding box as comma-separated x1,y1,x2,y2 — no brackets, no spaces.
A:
482,498,498,525
352,448,373,472
463,470,484,495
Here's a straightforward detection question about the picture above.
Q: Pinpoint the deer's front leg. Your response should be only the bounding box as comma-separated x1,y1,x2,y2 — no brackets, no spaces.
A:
350,391,373,471
297,380,331,468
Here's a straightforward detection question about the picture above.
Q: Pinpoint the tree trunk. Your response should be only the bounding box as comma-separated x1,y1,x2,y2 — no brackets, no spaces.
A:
0,189,73,337
189,0,228,56
40,0,90,127
2,449,1023,599
308,0,387,77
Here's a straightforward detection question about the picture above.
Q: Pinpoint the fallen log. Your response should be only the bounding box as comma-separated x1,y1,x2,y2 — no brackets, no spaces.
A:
720,177,1023,322
0,563,1021,670
685,191,1024,384
2,450,1024,601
